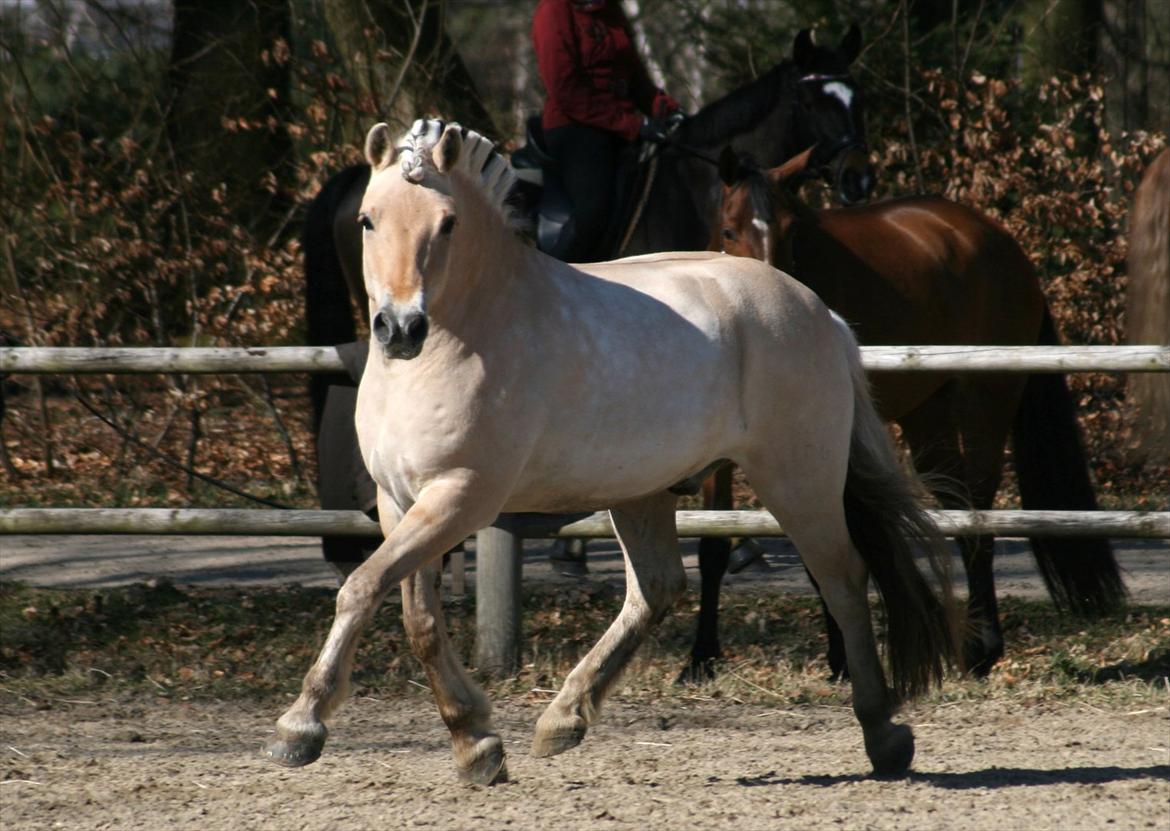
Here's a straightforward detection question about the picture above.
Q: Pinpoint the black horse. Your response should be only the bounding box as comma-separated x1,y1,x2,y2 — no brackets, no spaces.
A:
304,26,875,669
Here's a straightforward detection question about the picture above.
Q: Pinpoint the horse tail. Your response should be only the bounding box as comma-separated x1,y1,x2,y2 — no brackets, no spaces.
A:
835,315,960,700
1011,305,1127,616
304,164,369,431
1125,147,1170,463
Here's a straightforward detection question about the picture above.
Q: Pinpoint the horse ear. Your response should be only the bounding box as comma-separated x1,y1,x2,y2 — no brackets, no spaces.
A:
771,147,815,187
793,29,815,69
365,123,396,171
718,146,742,186
839,22,862,64
432,124,463,174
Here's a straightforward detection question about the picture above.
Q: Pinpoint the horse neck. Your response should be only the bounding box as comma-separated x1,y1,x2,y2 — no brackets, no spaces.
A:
681,62,799,161
778,201,829,281
437,176,531,331
627,155,721,254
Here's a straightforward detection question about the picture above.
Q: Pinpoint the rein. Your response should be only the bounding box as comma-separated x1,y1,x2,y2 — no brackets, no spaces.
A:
616,154,659,257
616,132,720,256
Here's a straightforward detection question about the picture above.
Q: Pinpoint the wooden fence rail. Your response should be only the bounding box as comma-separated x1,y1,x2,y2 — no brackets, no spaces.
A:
3,345,1169,374
4,343,1168,673
2,508,1168,539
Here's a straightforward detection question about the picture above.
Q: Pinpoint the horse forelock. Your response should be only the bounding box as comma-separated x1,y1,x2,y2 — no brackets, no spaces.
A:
392,119,522,231
744,167,775,225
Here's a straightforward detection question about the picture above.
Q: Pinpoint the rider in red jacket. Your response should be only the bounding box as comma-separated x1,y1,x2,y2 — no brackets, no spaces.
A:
532,0,680,262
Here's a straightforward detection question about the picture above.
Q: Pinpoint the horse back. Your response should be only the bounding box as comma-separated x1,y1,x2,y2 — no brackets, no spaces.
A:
806,195,1044,345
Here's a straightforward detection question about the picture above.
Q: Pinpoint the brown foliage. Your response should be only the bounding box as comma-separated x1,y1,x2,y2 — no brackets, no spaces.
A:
865,70,1168,509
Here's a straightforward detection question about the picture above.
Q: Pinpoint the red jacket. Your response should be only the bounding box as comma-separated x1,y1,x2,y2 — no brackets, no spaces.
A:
533,0,679,141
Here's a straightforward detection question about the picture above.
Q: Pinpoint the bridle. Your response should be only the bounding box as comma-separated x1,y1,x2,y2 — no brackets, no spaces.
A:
795,73,868,187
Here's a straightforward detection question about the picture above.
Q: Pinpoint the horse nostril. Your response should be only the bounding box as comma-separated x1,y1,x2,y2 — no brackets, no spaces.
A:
372,310,392,344
374,308,402,344
403,313,429,345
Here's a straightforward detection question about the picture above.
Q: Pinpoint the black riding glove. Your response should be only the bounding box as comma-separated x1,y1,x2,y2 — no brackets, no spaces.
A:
639,111,684,143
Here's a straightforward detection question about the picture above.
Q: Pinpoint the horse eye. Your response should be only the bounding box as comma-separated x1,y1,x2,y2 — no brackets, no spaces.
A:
439,216,457,236
722,228,737,242
357,213,374,231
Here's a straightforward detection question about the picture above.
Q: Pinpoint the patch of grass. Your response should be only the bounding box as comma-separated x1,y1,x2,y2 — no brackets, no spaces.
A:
1,581,1167,713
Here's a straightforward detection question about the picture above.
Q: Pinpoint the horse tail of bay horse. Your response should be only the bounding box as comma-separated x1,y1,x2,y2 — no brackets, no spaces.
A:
1011,306,1127,616
1126,146,1170,463
304,164,369,431
834,316,961,699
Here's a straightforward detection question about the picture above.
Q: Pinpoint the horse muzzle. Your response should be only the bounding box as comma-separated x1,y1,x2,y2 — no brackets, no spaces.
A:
372,305,429,360
834,145,876,205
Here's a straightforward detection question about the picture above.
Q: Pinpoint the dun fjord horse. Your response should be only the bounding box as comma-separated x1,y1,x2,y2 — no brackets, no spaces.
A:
709,147,1125,679
265,120,957,784
1126,146,1170,463
304,27,874,571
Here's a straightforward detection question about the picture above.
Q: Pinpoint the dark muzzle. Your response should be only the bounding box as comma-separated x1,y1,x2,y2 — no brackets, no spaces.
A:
373,306,429,359
815,137,875,205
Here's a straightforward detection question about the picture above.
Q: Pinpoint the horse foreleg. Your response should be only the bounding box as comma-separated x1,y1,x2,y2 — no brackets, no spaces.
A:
533,491,684,757
265,481,496,775
402,560,506,784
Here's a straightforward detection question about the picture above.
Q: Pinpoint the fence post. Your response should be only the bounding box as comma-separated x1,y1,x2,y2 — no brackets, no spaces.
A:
474,526,522,675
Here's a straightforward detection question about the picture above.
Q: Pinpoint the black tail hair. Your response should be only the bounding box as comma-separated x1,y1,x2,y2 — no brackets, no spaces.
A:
841,327,960,700
1012,305,1127,616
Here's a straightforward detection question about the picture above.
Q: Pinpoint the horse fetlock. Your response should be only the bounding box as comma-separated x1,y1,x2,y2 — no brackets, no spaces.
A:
531,709,588,758
863,722,915,778
675,655,719,686
963,634,1005,679
264,718,328,768
455,734,508,786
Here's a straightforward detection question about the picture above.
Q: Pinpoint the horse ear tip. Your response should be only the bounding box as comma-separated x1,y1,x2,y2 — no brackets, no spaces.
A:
365,122,394,169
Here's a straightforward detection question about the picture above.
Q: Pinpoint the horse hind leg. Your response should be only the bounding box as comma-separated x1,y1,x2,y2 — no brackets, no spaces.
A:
533,491,685,757
752,478,914,776
897,381,1006,678
678,466,733,685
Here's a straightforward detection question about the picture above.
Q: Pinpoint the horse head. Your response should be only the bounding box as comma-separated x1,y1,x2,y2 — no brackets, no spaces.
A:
715,146,814,269
358,119,517,360
788,24,874,204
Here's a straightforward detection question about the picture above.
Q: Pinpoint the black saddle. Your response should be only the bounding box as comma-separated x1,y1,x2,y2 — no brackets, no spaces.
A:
510,115,646,261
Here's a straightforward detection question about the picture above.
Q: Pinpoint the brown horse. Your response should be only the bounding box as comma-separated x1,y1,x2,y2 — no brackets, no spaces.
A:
1126,146,1170,464
699,147,1125,679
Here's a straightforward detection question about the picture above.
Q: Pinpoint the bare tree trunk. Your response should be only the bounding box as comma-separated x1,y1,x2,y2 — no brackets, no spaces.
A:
1101,0,1169,133
321,0,498,138
167,0,294,233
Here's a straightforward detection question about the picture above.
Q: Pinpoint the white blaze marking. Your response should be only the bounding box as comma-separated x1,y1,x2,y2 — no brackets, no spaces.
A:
752,217,772,264
823,81,854,111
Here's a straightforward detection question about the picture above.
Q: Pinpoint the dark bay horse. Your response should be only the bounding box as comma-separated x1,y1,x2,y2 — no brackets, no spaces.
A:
705,147,1126,678
304,29,876,603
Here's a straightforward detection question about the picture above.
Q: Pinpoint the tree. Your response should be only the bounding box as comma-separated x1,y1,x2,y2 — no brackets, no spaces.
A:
167,0,295,232
320,0,499,139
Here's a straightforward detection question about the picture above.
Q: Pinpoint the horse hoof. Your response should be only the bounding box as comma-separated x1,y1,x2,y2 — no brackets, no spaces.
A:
866,723,914,778
458,736,508,786
531,713,587,758
674,658,717,686
263,729,326,768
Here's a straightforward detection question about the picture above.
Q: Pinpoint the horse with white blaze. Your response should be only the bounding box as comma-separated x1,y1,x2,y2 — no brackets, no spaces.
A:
263,118,959,784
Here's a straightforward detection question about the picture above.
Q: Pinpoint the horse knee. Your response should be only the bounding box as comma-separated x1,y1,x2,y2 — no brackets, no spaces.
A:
645,565,686,623
335,577,380,624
